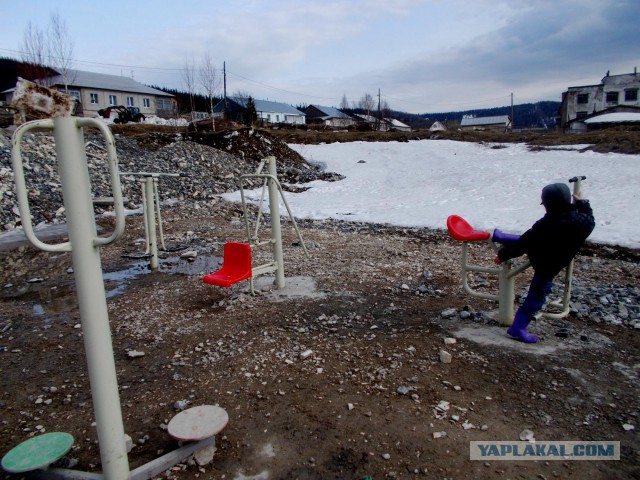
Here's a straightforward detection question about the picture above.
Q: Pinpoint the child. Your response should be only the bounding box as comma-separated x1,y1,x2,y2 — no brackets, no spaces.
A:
495,182,595,343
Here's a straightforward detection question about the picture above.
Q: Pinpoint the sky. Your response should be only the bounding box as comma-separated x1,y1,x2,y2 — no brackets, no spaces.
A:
1,0,639,114
224,140,640,249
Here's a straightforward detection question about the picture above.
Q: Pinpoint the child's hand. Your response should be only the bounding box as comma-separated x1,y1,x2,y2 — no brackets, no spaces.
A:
573,192,584,201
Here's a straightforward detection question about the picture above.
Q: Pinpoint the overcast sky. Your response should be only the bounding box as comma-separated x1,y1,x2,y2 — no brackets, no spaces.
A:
1,0,638,113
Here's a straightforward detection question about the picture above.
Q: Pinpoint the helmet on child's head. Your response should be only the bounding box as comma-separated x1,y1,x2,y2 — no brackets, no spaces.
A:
541,183,571,211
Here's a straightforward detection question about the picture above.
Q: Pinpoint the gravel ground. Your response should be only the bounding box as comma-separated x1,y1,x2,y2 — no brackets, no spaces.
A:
0,125,638,480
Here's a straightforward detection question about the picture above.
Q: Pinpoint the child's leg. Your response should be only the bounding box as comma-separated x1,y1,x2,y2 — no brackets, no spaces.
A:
507,273,553,343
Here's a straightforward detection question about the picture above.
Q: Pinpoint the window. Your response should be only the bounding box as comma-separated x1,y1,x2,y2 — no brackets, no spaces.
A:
625,89,638,102
67,90,81,102
142,98,150,108
126,96,134,107
157,98,172,110
576,93,589,104
606,91,619,104
109,95,117,106
276,114,280,122
576,111,588,118
90,93,99,104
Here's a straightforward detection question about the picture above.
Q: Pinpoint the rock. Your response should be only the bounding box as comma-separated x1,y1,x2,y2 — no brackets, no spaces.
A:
519,429,535,441
439,350,452,363
444,337,457,345
433,431,447,439
194,444,217,466
396,386,411,395
299,349,313,359
440,308,457,318
124,434,133,453
174,400,188,411
622,423,635,431
127,350,145,358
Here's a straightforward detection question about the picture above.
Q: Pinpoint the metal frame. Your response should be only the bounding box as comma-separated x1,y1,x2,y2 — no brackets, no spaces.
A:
119,172,183,270
238,156,308,294
454,176,585,326
12,119,222,479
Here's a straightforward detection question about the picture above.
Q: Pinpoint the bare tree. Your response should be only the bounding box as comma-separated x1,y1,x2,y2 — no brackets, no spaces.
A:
339,94,349,111
181,57,197,121
358,93,375,117
19,22,51,84
199,53,220,130
48,11,75,92
232,90,251,102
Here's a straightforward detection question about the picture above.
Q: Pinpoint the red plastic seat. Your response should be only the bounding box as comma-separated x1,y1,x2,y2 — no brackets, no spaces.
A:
203,242,252,287
446,215,491,242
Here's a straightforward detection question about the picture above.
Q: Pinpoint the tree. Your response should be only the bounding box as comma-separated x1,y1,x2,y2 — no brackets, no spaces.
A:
233,90,251,102
48,11,75,92
358,93,375,117
19,22,50,83
181,57,197,120
339,94,349,111
199,53,220,130
245,96,258,126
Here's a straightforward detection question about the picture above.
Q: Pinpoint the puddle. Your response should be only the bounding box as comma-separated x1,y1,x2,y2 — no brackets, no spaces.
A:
103,255,221,298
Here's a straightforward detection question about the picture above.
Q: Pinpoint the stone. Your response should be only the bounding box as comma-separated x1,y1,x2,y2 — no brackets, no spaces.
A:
194,444,217,466
439,350,452,363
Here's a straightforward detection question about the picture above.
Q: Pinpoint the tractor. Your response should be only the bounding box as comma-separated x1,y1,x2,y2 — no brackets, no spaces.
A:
97,105,146,124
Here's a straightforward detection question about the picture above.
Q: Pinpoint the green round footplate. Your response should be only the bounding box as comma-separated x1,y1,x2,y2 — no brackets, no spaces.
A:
1,432,74,473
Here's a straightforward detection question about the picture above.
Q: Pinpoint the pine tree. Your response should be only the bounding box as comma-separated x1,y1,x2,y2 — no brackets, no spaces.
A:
245,96,258,126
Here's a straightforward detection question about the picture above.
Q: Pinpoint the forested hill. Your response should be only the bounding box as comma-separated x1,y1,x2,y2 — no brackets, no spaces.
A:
393,101,560,130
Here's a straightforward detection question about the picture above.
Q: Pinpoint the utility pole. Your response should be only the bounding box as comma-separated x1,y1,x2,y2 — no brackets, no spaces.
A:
510,92,514,131
376,88,381,131
223,61,227,120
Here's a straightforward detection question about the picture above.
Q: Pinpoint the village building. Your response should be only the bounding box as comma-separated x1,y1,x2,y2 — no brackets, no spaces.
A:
213,97,305,126
459,115,512,132
558,69,640,131
302,105,354,127
2,68,177,118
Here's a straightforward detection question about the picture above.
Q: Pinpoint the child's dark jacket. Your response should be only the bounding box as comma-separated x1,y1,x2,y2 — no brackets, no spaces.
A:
497,200,595,278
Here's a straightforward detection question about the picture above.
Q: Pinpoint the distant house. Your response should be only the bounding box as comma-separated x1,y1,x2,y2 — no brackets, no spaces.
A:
460,115,511,131
558,69,640,131
302,105,354,127
566,106,640,132
429,121,447,132
2,68,177,119
351,114,411,131
213,97,305,125
386,118,411,132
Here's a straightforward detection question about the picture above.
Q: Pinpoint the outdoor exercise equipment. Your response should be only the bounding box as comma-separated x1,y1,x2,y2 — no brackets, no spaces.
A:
447,176,585,326
119,171,188,269
12,115,129,478
203,155,308,294
1,432,74,474
10,111,228,479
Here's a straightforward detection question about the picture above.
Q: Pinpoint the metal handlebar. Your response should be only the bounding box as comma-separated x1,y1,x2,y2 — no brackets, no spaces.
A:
11,117,125,251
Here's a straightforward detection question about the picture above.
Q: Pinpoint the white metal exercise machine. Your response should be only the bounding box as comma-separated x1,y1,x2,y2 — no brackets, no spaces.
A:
203,155,308,294
446,176,585,326
6,80,228,479
119,171,187,270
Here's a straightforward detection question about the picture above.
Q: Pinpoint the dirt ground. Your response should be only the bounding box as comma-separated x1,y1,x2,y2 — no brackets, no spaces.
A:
0,192,639,479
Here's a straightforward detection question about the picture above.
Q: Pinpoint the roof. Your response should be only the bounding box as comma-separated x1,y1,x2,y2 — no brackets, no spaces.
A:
584,112,640,124
385,118,410,128
44,69,173,97
460,115,510,127
230,97,304,115
309,105,351,119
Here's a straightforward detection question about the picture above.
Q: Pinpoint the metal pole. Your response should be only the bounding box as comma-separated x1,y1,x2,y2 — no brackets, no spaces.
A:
498,263,515,326
52,117,130,479
144,177,158,270
266,157,285,288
